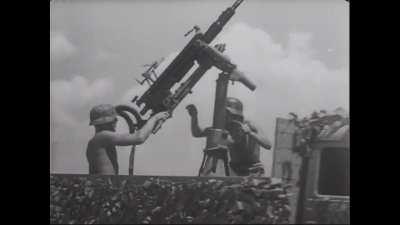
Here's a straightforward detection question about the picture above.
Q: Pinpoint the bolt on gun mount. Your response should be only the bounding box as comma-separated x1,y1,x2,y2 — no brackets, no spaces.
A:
130,0,245,133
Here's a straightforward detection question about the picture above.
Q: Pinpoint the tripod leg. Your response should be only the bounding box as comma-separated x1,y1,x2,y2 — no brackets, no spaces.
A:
198,154,206,176
129,147,135,175
223,152,230,176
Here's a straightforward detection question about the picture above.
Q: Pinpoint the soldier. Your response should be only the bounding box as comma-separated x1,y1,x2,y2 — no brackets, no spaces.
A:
86,104,169,175
186,97,272,176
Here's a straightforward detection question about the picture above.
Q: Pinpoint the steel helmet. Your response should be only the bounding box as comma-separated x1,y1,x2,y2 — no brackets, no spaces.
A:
89,104,118,126
226,97,243,117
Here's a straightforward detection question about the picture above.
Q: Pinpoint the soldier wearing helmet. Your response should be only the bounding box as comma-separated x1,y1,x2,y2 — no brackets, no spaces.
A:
186,97,272,176
86,104,169,175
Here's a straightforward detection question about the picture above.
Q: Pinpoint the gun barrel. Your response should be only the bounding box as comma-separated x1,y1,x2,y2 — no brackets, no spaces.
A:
230,69,256,91
203,0,244,43
232,0,244,10
237,72,256,91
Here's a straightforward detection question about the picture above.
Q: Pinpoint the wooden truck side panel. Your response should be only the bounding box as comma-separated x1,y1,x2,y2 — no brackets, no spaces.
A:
272,118,302,224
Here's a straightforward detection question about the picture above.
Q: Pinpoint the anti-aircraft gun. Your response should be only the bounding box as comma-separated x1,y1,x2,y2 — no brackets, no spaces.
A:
117,0,252,133
115,0,255,175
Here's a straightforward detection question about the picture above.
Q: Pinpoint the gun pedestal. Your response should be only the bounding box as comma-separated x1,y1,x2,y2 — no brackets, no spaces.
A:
197,53,256,177
199,73,231,177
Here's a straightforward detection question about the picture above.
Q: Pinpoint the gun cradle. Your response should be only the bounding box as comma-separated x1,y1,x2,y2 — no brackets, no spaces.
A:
152,42,256,133
135,36,238,114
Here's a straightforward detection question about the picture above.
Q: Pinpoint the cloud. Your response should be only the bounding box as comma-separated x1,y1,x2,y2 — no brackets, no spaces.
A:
51,76,114,135
50,31,77,61
117,22,348,176
94,49,118,62
212,22,349,117
51,76,114,108
50,75,116,173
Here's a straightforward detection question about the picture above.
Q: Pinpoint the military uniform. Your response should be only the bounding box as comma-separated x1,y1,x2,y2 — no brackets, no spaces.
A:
225,98,266,177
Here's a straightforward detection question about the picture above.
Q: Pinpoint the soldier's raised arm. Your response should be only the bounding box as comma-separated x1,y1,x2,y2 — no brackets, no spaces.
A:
242,120,272,150
97,111,170,146
186,104,207,138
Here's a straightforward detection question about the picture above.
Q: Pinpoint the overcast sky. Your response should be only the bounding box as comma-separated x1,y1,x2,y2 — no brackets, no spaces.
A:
50,0,349,176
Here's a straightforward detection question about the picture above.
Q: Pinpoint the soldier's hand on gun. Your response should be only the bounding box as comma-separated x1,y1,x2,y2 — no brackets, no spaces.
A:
153,111,170,121
186,104,198,117
239,123,252,134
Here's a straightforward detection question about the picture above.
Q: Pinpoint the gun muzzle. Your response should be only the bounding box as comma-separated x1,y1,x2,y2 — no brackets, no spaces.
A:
229,69,256,91
232,0,244,10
